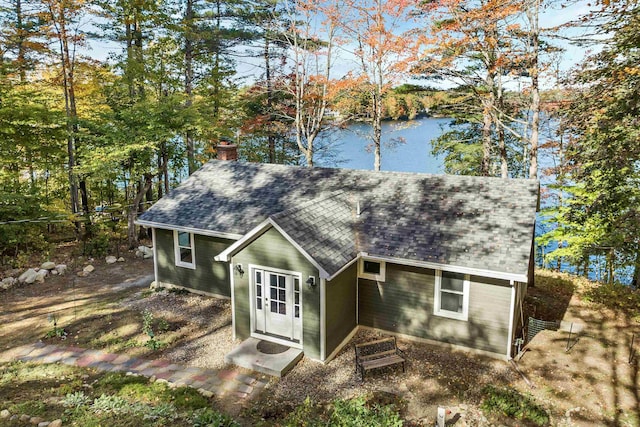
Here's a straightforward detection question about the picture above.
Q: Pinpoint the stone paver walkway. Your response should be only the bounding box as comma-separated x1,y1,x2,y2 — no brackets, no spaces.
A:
6,342,267,403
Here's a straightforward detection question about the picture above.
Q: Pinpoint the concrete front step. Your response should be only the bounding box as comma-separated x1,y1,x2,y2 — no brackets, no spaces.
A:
224,338,303,377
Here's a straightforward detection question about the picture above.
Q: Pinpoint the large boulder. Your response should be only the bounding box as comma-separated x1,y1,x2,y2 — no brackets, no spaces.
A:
40,261,56,270
55,264,67,275
1,277,16,290
137,246,153,259
18,269,38,284
105,256,117,264
34,269,48,283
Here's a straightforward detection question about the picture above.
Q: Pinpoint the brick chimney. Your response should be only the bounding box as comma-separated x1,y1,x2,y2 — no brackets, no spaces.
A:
216,138,238,161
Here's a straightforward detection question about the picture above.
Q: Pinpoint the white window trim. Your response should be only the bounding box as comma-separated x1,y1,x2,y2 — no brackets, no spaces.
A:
434,270,470,321
173,230,196,269
358,258,385,281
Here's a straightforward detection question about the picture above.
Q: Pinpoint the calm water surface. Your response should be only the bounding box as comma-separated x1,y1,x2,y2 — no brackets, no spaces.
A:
317,117,452,174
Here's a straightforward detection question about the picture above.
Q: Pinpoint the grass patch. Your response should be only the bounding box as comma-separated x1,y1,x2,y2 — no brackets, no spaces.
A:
481,385,549,426
0,362,232,427
251,395,404,427
9,400,47,416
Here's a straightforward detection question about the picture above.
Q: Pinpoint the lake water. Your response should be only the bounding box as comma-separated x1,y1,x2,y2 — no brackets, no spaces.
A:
316,117,452,173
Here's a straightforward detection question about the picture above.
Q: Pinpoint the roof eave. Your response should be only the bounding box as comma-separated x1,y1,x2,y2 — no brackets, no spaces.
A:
325,252,528,283
136,219,243,240
215,219,273,262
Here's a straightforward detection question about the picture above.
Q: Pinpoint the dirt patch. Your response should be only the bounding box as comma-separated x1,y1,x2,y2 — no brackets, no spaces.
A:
516,271,640,426
0,254,155,356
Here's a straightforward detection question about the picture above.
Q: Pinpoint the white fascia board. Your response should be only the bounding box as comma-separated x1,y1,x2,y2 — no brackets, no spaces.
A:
326,257,359,281
215,220,273,261
215,218,331,279
355,253,527,284
135,219,243,240
269,220,331,279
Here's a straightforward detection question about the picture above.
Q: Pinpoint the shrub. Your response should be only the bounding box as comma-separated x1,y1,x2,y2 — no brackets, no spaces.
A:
330,396,403,427
62,391,91,408
91,394,138,415
191,408,239,427
282,397,324,427
582,282,640,315
142,402,177,422
84,232,111,257
142,310,167,350
481,385,549,426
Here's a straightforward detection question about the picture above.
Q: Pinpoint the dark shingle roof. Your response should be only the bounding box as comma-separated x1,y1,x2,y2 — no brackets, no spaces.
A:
270,191,358,276
138,160,538,278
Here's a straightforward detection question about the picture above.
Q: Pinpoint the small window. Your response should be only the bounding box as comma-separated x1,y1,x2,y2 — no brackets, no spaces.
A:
358,258,385,281
174,230,195,269
434,270,470,321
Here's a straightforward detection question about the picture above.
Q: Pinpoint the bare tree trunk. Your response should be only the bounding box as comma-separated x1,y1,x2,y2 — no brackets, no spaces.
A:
632,251,640,289
481,96,493,176
49,1,81,234
163,147,169,194
528,0,540,179
213,0,221,118
128,174,152,248
372,89,382,171
265,34,276,163
15,0,27,82
157,150,164,199
497,73,508,178
185,0,196,174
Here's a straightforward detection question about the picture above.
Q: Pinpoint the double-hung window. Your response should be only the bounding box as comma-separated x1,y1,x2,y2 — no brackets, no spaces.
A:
434,270,469,321
174,230,196,269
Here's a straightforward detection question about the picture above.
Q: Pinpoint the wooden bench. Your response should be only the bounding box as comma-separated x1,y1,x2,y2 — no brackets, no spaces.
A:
354,337,405,380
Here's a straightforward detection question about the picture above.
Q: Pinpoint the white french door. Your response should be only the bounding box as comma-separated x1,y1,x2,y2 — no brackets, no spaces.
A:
252,267,302,342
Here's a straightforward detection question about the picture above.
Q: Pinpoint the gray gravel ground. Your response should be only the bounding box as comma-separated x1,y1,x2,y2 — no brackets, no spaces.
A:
120,288,513,425
121,288,235,370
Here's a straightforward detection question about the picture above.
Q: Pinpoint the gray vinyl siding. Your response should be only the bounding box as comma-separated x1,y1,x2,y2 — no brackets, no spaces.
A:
325,263,357,358
155,228,232,297
232,227,321,359
358,263,512,355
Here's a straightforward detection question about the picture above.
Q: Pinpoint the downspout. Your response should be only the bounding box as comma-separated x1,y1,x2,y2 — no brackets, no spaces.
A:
506,280,516,359
229,261,236,340
152,228,158,285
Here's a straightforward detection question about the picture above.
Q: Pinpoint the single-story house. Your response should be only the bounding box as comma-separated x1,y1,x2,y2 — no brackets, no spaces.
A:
137,153,538,362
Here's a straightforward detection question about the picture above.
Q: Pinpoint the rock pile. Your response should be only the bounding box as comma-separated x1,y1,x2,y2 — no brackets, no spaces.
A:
0,408,62,426
1,254,128,291
0,262,68,291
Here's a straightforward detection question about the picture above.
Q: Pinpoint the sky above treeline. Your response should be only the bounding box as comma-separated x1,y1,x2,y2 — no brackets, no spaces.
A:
84,0,597,87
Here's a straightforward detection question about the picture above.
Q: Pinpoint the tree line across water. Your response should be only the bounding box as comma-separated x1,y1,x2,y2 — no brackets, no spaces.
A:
1,0,639,287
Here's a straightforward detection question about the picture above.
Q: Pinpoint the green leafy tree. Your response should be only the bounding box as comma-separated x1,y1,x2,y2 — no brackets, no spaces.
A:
543,2,640,285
